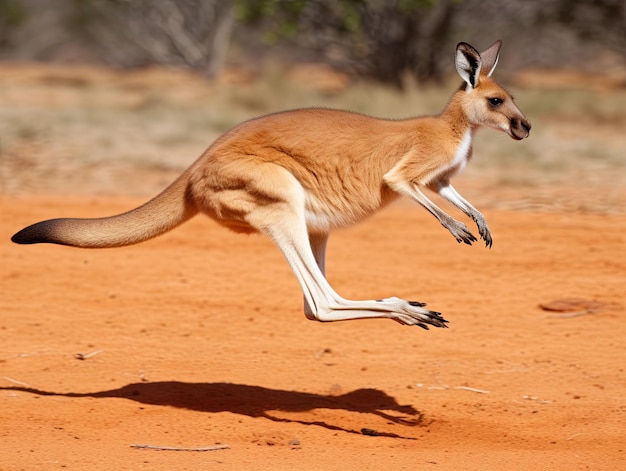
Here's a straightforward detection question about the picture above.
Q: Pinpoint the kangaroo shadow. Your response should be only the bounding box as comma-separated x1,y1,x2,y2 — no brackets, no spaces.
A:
3,382,424,438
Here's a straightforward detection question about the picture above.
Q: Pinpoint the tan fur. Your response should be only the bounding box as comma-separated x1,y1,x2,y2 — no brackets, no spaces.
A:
12,41,530,328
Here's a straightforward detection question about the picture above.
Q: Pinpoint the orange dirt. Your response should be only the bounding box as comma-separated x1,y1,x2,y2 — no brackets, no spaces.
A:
1,193,624,470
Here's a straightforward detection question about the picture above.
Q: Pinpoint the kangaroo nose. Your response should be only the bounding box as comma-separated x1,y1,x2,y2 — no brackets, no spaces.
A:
521,119,531,133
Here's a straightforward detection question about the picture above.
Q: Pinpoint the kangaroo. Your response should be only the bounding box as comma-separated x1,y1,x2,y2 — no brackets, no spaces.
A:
12,41,530,329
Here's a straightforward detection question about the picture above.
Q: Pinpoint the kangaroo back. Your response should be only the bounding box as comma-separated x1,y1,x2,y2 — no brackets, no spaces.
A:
11,171,198,248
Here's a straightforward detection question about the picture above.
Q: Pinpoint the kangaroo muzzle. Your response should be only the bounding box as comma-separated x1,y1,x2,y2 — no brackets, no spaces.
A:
510,117,531,140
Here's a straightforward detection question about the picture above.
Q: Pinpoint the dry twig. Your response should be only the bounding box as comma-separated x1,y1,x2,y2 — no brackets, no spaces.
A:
74,350,103,360
454,386,490,394
417,383,490,394
130,444,229,452
3,377,32,388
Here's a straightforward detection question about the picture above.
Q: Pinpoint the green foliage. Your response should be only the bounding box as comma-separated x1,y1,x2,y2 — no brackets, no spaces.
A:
234,0,441,42
234,0,307,22
0,0,25,25
0,0,26,47
232,0,458,87
234,0,359,44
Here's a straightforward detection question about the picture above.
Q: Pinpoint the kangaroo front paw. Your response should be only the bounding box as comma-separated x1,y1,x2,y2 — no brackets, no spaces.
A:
476,222,492,248
448,221,477,245
481,229,493,248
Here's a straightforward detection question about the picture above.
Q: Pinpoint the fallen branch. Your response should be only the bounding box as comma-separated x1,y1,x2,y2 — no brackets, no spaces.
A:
130,444,229,452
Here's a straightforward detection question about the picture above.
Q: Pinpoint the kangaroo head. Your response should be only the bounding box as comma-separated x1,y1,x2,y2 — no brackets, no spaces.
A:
455,41,531,140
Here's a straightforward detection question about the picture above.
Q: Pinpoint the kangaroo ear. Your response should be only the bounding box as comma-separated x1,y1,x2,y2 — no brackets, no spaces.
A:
479,40,502,77
455,42,482,89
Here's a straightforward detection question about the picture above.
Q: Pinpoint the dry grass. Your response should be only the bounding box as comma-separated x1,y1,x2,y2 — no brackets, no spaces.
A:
0,62,624,212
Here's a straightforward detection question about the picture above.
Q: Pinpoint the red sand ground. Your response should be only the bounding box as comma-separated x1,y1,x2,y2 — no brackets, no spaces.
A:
1,193,624,470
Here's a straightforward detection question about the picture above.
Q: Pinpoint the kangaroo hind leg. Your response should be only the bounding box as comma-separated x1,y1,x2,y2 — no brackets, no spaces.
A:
303,232,328,319
243,168,447,328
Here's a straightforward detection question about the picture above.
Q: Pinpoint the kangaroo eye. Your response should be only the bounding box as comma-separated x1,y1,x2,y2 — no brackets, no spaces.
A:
488,97,503,106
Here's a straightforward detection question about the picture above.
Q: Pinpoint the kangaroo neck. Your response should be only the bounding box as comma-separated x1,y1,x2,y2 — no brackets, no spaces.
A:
439,90,476,140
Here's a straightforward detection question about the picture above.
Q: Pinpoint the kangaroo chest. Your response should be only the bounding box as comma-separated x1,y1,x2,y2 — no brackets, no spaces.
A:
449,128,473,176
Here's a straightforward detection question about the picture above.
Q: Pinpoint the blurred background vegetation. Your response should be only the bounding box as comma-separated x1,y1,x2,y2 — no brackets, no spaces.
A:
0,0,623,86
0,0,624,213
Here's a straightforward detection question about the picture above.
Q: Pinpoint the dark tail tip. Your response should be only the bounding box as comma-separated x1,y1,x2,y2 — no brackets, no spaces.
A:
11,220,61,245
12,225,42,244
10,232,24,244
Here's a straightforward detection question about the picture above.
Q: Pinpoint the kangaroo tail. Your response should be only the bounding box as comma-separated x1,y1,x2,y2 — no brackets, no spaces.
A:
11,171,198,248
